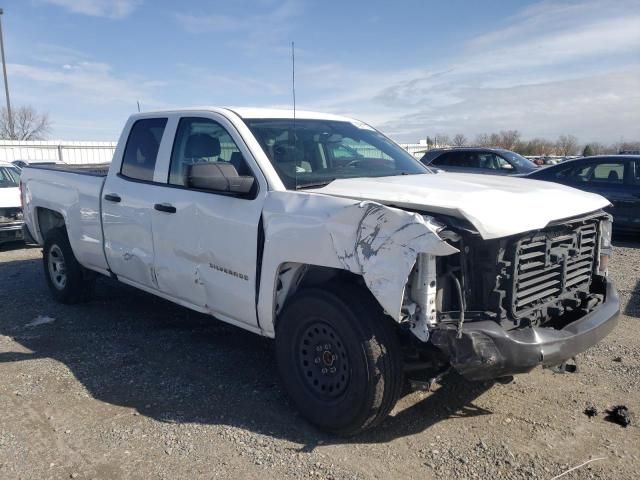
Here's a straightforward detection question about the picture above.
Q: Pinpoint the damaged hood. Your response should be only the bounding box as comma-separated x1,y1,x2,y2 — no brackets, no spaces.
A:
309,173,610,239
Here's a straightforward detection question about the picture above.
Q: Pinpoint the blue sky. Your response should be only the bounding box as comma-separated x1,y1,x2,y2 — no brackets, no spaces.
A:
4,0,640,142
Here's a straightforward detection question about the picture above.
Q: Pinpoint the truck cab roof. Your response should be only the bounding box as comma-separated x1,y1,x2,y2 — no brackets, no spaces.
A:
129,107,358,123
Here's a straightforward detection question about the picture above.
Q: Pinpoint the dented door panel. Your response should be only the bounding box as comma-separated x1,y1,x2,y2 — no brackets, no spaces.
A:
102,175,159,289
151,187,262,328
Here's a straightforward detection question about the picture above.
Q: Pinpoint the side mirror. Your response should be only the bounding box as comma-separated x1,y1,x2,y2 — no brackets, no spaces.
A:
188,163,255,194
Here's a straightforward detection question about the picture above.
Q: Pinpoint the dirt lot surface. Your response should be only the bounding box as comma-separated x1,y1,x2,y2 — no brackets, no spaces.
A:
1,239,639,479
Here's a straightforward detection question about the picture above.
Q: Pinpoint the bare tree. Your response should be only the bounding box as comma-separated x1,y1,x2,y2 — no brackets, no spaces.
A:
585,142,606,155
555,134,578,156
434,134,450,147
619,141,640,153
498,130,521,150
475,133,490,147
452,133,467,147
0,106,52,140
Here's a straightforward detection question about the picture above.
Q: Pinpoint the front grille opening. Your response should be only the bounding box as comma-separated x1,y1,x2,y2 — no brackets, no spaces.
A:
508,219,599,320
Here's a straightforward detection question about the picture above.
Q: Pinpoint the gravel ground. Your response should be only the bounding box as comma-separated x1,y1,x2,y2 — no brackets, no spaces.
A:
0,238,639,479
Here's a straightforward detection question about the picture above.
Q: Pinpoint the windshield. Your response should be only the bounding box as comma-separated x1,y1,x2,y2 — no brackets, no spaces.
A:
244,119,429,189
0,166,20,188
498,150,538,169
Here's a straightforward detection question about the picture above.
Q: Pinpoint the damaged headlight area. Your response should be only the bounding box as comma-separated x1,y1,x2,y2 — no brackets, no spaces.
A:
405,212,619,381
597,216,613,276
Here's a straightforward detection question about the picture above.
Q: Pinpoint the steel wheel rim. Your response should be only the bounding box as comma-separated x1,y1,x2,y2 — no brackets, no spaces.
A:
48,244,67,290
297,321,350,399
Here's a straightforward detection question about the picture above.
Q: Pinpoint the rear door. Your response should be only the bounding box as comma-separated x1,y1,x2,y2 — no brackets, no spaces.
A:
102,117,169,289
149,113,265,330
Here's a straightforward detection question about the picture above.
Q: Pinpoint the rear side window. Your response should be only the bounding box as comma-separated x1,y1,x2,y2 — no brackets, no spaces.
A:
591,163,624,183
121,118,167,181
431,152,455,166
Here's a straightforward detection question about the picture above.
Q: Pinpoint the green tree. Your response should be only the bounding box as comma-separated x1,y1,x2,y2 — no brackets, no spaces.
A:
582,144,594,157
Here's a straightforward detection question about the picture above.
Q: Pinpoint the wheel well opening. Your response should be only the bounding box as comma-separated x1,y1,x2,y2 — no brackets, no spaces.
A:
36,208,65,241
274,263,370,323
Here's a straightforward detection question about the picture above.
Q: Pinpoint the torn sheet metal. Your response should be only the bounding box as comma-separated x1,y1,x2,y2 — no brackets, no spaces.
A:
326,201,458,320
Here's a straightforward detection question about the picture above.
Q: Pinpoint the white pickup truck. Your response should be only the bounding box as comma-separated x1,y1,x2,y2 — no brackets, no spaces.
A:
21,108,619,435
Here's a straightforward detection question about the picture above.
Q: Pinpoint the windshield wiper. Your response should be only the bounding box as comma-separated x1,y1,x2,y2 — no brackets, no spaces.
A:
295,179,336,190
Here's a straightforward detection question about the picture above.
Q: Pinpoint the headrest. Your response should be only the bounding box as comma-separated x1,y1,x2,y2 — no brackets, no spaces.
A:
272,142,303,164
185,133,221,158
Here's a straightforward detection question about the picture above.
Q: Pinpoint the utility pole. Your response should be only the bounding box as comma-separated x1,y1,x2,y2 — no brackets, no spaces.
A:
0,8,14,138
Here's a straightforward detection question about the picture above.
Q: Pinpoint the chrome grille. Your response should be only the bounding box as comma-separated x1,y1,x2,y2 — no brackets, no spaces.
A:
510,220,598,317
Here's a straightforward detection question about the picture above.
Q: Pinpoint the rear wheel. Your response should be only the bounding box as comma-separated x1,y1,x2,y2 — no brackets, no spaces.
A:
276,284,403,436
43,228,94,304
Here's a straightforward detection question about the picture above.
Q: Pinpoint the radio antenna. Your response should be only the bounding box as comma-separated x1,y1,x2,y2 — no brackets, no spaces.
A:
291,41,297,189
137,100,141,112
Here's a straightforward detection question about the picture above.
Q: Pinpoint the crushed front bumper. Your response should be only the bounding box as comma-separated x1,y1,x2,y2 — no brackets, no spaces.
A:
431,280,620,380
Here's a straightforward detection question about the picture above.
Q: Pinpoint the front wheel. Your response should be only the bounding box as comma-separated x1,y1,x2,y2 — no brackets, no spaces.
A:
43,228,94,304
275,284,403,436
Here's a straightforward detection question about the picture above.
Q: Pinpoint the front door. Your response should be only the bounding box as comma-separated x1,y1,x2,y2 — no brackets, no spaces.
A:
150,114,264,329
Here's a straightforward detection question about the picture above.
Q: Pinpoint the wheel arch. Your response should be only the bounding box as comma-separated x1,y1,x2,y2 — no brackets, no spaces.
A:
35,207,67,243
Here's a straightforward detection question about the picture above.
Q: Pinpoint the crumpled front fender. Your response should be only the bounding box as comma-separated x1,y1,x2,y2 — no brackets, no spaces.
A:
257,191,458,337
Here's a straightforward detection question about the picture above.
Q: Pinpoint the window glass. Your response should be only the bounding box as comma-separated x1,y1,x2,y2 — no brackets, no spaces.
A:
590,163,624,183
121,118,167,181
460,152,482,169
634,160,640,185
478,153,513,170
572,165,594,182
431,152,454,166
169,117,252,187
244,119,427,190
547,165,573,180
0,166,20,188
568,162,626,184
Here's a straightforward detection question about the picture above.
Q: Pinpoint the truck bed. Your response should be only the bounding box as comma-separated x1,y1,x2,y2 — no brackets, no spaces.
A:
27,163,111,177
20,164,109,273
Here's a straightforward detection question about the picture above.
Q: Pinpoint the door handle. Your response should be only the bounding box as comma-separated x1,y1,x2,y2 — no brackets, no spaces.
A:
104,193,121,203
154,203,176,214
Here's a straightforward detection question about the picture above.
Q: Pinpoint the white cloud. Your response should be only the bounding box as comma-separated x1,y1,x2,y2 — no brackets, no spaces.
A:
40,0,142,19
9,60,168,139
174,0,301,53
294,0,640,143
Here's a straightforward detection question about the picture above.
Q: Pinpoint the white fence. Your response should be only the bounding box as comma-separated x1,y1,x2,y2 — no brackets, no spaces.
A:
0,140,427,166
400,144,430,158
0,140,116,165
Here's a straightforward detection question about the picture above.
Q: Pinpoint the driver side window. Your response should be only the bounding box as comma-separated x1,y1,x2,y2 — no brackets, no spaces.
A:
168,117,253,187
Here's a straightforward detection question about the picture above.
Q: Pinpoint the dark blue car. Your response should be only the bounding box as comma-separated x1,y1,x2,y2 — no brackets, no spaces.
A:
527,155,640,233
420,147,539,176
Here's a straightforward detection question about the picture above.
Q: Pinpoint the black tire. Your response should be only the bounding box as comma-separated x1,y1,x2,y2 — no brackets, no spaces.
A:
275,284,403,436
43,227,94,304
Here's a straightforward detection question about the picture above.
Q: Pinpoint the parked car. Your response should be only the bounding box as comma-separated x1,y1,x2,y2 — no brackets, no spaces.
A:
0,161,24,244
527,155,640,233
21,108,618,435
420,147,539,175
